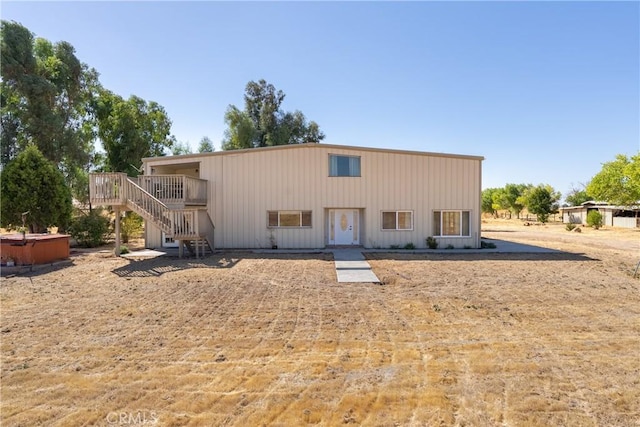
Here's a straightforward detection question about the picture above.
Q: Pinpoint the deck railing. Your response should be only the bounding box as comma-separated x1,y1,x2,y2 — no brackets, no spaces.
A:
137,175,207,205
89,173,214,244
89,172,128,206
125,177,172,234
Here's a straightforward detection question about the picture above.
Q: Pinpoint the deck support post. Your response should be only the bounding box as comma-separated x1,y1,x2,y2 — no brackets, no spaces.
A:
114,208,121,256
178,240,183,258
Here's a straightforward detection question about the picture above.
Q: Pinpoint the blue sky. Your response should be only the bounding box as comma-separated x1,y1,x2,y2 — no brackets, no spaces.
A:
3,1,639,198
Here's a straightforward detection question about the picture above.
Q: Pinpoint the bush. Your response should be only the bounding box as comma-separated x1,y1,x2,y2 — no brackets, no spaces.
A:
587,210,603,229
121,212,143,243
404,242,416,250
565,223,577,231
426,236,438,249
69,209,110,247
481,240,497,249
0,145,72,232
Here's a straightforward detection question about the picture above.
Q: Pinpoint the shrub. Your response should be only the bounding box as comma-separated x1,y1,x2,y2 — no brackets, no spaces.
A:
69,209,110,247
426,236,438,249
404,242,416,250
389,244,400,249
586,210,603,229
481,240,497,249
121,212,143,243
565,223,577,231
0,145,72,232
446,244,454,250
119,245,130,254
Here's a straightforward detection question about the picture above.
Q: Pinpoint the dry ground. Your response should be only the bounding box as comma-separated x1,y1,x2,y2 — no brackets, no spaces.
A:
1,220,639,426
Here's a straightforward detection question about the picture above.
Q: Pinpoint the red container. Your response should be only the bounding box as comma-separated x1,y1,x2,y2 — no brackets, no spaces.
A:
1,234,70,266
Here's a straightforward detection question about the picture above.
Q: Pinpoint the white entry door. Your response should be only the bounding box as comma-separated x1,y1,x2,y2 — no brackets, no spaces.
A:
331,209,359,245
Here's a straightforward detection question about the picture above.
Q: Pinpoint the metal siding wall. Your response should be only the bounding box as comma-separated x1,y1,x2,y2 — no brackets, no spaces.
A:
144,146,483,249
146,222,162,249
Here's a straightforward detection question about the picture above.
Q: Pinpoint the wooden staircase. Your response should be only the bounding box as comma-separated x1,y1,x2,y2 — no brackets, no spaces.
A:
90,173,214,257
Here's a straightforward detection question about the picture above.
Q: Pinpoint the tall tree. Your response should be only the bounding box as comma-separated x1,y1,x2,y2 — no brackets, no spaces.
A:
198,136,215,153
1,21,100,195
523,184,561,223
222,79,325,150
564,185,591,207
503,183,530,219
245,79,285,147
481,188,500,217
0,145,72,232
586,154,640,207
221,106,256,150
95,90,175,176
172,141,192,155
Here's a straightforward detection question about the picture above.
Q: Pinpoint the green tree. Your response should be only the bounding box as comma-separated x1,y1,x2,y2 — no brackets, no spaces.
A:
198,136,215,153
490,188,510,217
523,184,560,224
172,141,192,155
587,154,640,207
481,188,500,217
1,21,100,196
503,183,530,219
95,90,175,176
564,185,591,207
221,105,257,150
222,79,325,150
0,145,72,232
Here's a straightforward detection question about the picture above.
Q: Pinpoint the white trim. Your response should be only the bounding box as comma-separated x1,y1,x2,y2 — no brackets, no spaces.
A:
433,210,471,237
267,210,312,228
381,210,414,231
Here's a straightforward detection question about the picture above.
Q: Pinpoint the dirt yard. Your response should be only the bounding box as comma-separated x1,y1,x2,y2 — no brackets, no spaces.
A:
1,220,639,426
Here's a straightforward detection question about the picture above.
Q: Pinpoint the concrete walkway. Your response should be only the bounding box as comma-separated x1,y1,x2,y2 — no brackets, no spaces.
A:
332,249,381,284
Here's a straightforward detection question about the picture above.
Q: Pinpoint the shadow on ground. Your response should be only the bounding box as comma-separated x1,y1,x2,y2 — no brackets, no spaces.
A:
111,252,335,278
0,260,75,278
111,255,241,278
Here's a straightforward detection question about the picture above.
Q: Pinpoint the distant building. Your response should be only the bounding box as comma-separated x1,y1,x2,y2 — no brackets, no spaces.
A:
560,201,640,228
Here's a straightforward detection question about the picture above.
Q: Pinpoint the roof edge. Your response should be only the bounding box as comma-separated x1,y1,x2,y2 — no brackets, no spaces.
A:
142,143,485,163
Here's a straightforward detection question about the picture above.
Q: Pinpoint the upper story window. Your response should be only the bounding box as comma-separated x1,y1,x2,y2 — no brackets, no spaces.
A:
329,155,361,177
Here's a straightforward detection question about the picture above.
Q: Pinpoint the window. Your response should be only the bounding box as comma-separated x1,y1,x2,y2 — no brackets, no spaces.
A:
433,210,470,236
382,211,413,230
268,211,312,228
329,155,361,177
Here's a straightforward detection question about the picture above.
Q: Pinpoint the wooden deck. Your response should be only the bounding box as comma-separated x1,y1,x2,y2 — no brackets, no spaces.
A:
89,173,215,256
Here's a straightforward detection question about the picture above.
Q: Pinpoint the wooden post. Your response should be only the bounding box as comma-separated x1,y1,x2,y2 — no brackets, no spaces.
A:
114,208,121,256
